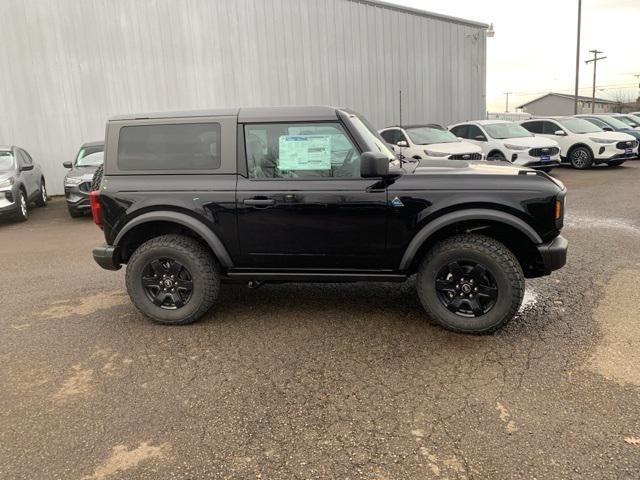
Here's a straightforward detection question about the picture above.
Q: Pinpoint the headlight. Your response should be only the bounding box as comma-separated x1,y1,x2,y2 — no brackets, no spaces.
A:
589,137,615,144
504,143,529,151
424,150,450,158
0,177,15,188
65,177,83,186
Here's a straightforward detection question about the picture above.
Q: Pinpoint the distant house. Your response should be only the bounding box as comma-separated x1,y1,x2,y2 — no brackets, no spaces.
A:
517,92,616,116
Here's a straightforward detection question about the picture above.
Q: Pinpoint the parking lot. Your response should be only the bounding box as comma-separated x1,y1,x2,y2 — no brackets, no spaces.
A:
1,162,639,479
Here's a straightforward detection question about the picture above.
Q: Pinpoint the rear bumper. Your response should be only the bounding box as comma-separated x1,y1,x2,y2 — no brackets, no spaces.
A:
537,235,568,275
92,244,121,270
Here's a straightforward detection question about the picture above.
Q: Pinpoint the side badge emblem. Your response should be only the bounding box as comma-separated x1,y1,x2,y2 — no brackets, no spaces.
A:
391,196,404,207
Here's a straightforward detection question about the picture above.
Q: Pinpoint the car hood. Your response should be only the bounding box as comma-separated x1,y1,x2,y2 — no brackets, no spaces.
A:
65,165,99,181
504,136,559,148
0,171,16,182
421,142,483,154
407,159,524,176
578,131,637,141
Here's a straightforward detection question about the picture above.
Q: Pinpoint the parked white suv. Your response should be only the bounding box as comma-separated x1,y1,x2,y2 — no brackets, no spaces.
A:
520,117,638,169
448,120,561,172
379,124,483,164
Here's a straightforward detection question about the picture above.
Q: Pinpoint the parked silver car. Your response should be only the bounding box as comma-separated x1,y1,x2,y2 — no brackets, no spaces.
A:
0,146,47,222
63,141,104,217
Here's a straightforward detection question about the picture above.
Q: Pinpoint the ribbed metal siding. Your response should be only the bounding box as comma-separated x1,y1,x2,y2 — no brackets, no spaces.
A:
0,0,486,194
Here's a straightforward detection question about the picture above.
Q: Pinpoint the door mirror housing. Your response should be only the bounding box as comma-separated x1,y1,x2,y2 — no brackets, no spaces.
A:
474,135,487,141
396,140,408,147
360,152,390,178
19,164,34,172
63,161,73,168
554,130,567,136
602,126,613,132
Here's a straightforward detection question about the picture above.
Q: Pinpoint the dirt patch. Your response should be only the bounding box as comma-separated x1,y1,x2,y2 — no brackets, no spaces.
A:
53,364,93,401
82,442,170,479
38,292,127,319
496,402,518,434
588,269,640,386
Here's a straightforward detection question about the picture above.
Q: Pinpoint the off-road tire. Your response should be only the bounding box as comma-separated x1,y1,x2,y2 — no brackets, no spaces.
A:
34,180,47,207
416,234,525,334
125,234,220,325
91,164,104,191
569,146,593,169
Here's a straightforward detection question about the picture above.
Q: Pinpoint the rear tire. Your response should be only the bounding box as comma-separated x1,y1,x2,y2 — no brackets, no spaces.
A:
569,146,593,169
125,234,220,325
416,234,524,334
34,180,47,207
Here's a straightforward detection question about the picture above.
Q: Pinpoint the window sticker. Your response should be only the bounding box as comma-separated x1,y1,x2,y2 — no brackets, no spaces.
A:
278,135,332,170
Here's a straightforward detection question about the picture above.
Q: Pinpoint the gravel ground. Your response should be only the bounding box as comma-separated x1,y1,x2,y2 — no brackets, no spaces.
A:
1,161,639,479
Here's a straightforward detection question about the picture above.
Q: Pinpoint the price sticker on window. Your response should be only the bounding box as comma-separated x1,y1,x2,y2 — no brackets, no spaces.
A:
278,135,332,170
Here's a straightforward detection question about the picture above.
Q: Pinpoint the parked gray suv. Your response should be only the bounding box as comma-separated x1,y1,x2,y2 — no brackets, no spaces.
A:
63,141,104,217
0,146,47,222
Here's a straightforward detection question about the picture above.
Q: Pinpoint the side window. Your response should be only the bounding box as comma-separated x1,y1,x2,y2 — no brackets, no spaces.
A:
522,121,542,134
380,129,397,144
467,125,485,140
244,122,360,179
118,123,221,171
15,150,27,167
450,125,469,138
542,122,562,135
396,129,409,144
19,149,33,165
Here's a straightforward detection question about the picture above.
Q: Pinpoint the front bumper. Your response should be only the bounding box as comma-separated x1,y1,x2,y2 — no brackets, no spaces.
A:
92,244,121,270
537,235,568,275
0,186,19,216
510,150,561,168
593,144,638,163
64,183,92,210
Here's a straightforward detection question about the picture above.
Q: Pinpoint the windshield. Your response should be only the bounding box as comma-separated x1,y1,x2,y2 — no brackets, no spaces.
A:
616,116,639,127
483,122,533,139
558,118,602,134
348,114,396,160
600,116,631,130
76,145,104,166
406,126,458,144
0,152,15,171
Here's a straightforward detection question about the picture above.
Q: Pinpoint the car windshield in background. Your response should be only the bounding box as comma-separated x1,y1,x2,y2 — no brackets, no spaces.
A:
76,149,104,167
348,114,396,160
406,126,458,144
558,118,602,134
600,116,631,130
76,146,104,166
484,123,532,139
616,116,639,128
0,152,15,171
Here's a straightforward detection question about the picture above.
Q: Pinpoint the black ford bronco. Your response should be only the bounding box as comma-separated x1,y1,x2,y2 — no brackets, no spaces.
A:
91,106,567,334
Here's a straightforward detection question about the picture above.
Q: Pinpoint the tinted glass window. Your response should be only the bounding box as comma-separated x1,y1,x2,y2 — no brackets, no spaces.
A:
522,121,543,134
542,122,563,135
450,125,469,138
467,125,485,140
118,123,221,170
245,122,359,179
380,130,396,144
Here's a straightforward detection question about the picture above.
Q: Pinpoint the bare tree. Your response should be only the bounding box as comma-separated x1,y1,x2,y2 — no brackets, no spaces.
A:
608,89,637,113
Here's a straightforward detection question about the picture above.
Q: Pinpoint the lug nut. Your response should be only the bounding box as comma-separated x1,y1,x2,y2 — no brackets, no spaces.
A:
474,287,478,292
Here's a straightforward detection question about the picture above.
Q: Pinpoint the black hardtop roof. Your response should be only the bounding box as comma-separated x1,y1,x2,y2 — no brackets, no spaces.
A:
108,106,344,123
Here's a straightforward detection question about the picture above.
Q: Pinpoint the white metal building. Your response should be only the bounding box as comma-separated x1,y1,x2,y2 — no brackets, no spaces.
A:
1,0,488,194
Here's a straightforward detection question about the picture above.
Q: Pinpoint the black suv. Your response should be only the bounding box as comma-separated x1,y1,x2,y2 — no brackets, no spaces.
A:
91,106,567,334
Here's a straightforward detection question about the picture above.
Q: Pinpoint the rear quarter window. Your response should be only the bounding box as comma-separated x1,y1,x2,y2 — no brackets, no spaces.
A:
117,123,221,170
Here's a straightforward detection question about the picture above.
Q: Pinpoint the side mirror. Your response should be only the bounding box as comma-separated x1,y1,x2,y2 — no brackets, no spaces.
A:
20,164,34,172
474,135,487,141
554,130,567,136
63,161,73,168
396,140,408,147
360,152,390,178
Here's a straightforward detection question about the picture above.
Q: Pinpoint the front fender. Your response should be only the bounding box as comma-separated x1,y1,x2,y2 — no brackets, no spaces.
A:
398,208,543,271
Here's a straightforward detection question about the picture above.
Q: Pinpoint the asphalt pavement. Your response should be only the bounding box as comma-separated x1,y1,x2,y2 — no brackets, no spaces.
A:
1,161,639,479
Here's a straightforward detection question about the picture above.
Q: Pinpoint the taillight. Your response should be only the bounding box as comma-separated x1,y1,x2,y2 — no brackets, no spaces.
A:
89,190,103,228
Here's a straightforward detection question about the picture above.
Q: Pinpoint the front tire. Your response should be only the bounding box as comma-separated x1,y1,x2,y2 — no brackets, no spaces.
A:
125,234,220,325
34,180,47,207
488,151,506,162
569,146,593,169
416,234,524,334
14,190,28,222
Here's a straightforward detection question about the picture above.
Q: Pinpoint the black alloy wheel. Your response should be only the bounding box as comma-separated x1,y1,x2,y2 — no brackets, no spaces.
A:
141,258,194,309
435,261,498,317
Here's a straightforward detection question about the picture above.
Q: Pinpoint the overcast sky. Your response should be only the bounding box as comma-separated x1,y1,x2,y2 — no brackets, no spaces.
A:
387,0,640,112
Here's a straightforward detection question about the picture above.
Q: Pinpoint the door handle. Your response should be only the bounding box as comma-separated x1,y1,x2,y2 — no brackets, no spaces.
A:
243,198,275,207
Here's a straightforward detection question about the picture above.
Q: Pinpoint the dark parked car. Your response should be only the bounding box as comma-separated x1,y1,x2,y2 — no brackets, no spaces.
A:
63,141,104,217
91,106,567,334
0,145,47,222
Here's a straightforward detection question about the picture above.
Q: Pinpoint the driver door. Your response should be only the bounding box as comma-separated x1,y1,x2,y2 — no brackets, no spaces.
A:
236,121,389,270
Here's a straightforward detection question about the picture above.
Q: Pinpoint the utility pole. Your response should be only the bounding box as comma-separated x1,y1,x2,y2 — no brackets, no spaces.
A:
573,0,582,114
585,49,606,113
504,92,512,113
